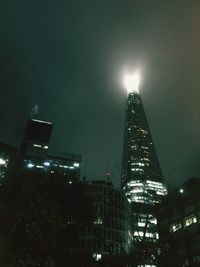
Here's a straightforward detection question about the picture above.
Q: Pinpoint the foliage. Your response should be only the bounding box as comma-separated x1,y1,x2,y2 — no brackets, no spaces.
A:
0,170,94,266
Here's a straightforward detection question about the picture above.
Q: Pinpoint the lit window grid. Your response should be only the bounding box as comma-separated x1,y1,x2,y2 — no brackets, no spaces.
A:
135,214,157,229
125,180,167,203
133,231,159,239
184,215,197,227
26,159,80,170
170,214,198,233
0,157,9,167
138,265,157,267
170,223,182,233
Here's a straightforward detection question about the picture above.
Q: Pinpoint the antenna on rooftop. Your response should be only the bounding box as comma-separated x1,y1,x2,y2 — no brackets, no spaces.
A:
30,104,39,119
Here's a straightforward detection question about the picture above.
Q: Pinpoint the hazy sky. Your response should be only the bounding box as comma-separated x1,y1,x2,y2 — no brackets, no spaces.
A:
1,0,200,187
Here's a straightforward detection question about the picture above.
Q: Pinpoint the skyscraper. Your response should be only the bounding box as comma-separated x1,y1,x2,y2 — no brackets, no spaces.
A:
121,74,167,263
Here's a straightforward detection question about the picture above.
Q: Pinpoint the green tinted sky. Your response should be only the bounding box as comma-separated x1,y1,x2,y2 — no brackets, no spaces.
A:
0,0,200,187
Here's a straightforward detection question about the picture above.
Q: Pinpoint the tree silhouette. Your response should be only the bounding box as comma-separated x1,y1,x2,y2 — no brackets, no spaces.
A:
0,170,94,266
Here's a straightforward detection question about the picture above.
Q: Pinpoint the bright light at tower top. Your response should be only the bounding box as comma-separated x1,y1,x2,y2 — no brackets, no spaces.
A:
124,73,140,94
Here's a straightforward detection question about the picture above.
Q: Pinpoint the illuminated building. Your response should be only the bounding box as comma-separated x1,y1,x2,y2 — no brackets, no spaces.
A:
0,143,17,183
45,152,81,182
157,178,200,266
121,73,167,265
80,180,131,260
19,119,81,181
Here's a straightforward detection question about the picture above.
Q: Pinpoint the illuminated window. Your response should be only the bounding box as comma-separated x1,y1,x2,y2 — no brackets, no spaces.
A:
69,166,74,169
131,168,144,172
94,217,102,224
131,162,145,166
155,232,159,239
33,144,41,148
93,253,102,261
149,218,157,225
145,232,154,238
138,222,146,227
133,231,144,237
184,215,197,227
170,223,182,232
134,231,154,238
44,162,50,166
0,158,6,165
73,162,80,167
27,163,34,168
36,165,43,169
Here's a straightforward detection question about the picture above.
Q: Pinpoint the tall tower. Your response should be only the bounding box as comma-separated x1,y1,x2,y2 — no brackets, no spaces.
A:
121,73,167,263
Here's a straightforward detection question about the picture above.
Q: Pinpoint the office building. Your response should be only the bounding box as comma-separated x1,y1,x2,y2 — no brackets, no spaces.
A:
80,180,131,260
121,74,167,265
157,178,200,266
45,152,81,182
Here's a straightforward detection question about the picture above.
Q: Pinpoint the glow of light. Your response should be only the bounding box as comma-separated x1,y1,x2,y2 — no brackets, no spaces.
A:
93,253,102,261
32,119,52,125
124,73,140,94
73,162,80,167
138,222,146,227
27,163,34,168
33,144,41,148
44,162,50,166
36,165,44,169
0,158,6,165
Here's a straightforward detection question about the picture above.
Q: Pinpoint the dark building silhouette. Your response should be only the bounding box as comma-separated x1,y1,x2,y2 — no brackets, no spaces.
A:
19,119,81,182
0,143,17,183
80,180,131,261
20,119,53,161
46,152,81,182
121,77,167,265
157,178,200,266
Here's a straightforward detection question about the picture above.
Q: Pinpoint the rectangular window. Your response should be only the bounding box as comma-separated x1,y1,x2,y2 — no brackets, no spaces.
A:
184,215,197,227
170,222,182,232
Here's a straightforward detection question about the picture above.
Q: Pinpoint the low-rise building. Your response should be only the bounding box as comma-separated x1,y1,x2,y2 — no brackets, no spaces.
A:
157,178,200,266
80,180,131,260
46,152,81,182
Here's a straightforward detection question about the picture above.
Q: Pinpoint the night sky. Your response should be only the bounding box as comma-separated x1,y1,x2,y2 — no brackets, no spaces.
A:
1,0,200,187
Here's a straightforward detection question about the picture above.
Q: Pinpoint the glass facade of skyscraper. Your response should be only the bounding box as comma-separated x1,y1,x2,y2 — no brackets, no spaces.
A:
121,90,167,265
121,92,166,202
